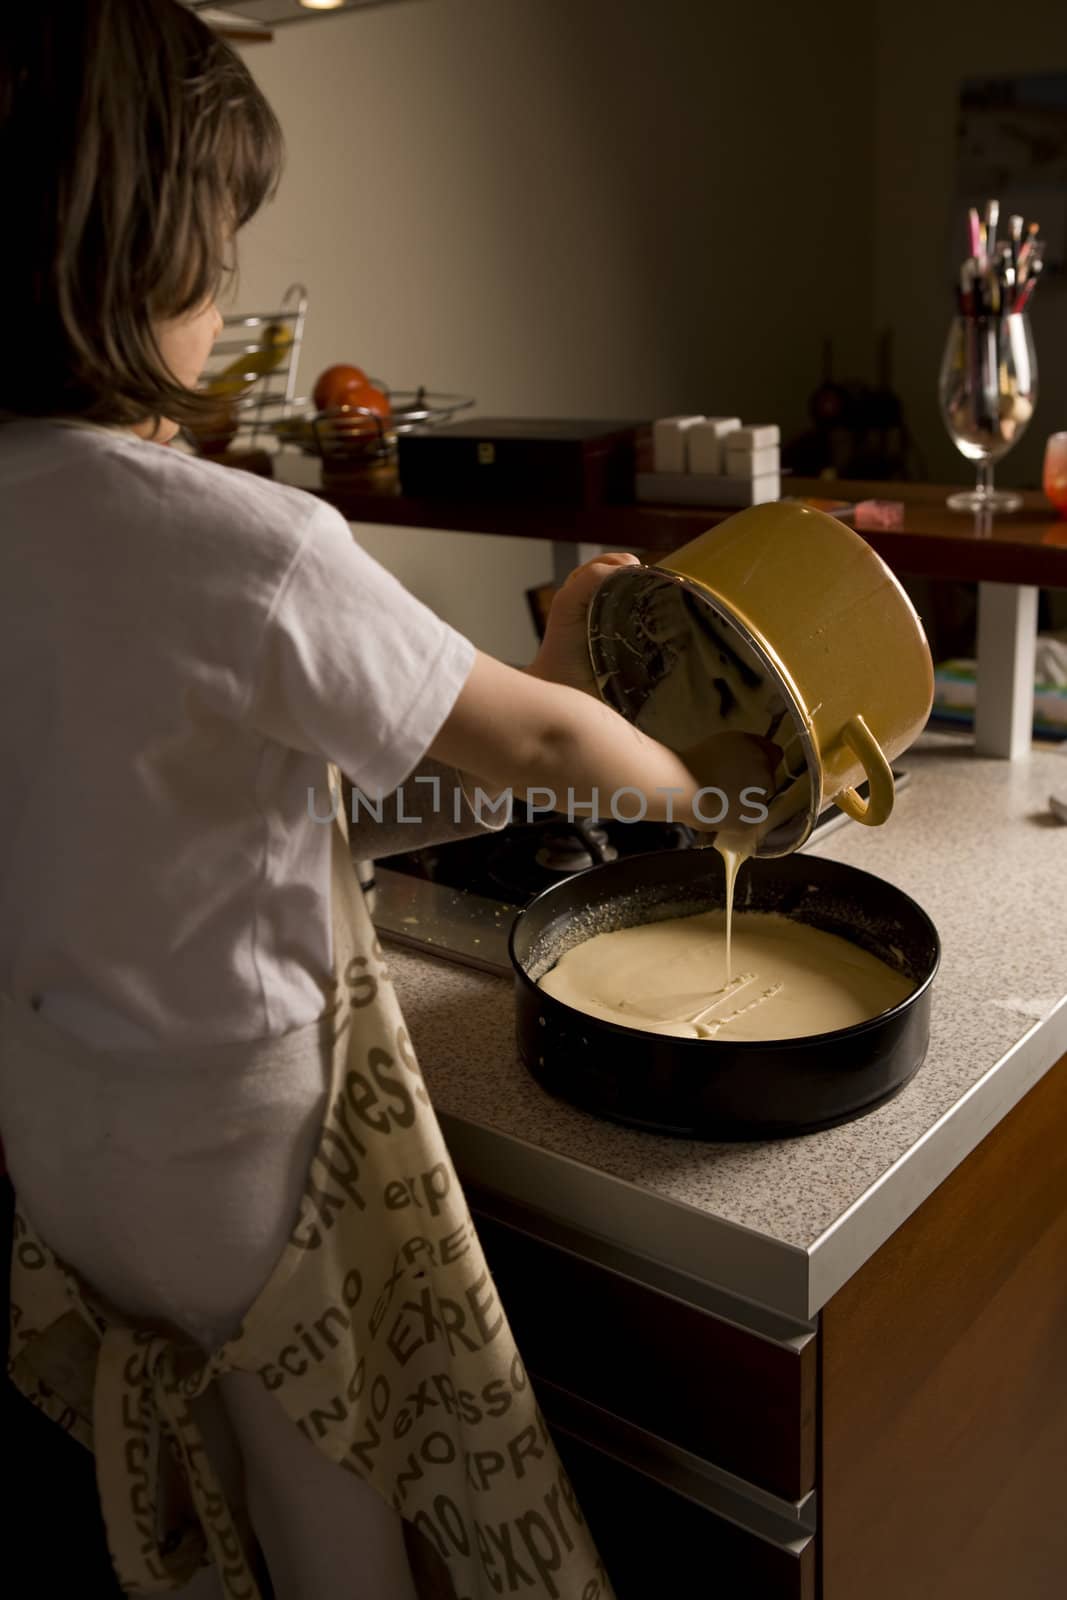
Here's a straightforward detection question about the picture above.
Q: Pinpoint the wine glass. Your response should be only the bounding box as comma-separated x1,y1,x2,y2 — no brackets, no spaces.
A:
938,313,1037,514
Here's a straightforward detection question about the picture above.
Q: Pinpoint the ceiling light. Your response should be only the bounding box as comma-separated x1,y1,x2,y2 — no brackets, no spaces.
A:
298,1,347,9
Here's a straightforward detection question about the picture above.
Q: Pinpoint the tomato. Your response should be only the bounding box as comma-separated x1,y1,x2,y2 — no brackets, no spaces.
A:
313,364,390,418
313,364,368,411
349,380,390,420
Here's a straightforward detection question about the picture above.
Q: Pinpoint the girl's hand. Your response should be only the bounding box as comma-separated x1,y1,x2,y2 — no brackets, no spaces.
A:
527,552,642,695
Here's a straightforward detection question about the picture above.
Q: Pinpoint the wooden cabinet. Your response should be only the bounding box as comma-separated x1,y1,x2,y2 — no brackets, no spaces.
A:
466,1050,1067,1599
820,1050,1067,1600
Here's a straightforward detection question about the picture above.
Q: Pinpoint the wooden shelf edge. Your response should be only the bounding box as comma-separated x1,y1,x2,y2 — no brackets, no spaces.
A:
314,478,1067,588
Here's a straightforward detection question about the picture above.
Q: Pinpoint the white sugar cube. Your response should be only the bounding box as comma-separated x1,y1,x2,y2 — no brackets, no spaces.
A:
728,424,780,451
652,415,705,473
747,472,781,505
686,416,742,474
723,444,780,478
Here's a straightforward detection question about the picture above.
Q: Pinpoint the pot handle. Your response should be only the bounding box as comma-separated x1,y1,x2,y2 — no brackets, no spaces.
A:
832,715,895,826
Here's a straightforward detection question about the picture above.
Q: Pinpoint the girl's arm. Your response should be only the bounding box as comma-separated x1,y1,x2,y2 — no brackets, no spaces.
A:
429,553,778,831
343,554,650,854
342,757,509,858
427,650,746,831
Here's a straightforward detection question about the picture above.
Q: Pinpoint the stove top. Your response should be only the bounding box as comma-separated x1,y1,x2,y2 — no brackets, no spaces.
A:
381,807,697,900
369,774,909,977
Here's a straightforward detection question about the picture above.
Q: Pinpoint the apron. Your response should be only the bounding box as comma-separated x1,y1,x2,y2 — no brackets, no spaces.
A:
3,765,615,1600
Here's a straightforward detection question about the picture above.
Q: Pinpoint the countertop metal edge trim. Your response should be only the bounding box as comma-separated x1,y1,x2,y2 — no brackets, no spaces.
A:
465,1182,816,1351
438,1110,815,1325
807,993,1067,1315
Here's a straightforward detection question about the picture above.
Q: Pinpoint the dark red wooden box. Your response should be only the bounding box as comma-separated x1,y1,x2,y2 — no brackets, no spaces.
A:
397,417,646,507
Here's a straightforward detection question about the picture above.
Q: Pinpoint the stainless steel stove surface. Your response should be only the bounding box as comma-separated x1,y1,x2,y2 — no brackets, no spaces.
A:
369,774,909,977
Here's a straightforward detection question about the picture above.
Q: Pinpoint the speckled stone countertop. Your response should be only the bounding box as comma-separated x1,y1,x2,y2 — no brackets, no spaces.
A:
383,734,1067,1323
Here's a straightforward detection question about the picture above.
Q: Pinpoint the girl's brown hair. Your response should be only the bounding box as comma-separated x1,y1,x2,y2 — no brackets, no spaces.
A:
0,0,283,429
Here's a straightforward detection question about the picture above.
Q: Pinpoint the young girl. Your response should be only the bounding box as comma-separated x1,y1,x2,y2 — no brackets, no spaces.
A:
0,4,770,1596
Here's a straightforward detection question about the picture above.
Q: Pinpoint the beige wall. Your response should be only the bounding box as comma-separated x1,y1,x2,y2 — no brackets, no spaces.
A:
236,0,1067,651
235,0,876,660
873,1,1067,489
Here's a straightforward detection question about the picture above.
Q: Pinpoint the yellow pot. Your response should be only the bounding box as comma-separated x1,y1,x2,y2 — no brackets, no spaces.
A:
587,500,934,855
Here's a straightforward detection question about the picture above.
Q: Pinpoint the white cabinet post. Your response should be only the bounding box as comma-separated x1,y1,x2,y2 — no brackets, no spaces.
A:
974,582,1039,760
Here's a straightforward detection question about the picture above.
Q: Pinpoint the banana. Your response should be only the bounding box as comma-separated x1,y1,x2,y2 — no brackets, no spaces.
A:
204,319,293,402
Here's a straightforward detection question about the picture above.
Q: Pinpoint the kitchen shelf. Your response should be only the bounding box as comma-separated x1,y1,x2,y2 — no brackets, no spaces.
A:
315,471,1067,589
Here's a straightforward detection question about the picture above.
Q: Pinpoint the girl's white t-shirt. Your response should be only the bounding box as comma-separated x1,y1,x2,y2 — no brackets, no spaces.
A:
0,419,475,1050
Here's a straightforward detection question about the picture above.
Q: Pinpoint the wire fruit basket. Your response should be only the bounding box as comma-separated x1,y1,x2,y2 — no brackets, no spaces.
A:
183,282,309,455
278,386,475,466
183,282,473,467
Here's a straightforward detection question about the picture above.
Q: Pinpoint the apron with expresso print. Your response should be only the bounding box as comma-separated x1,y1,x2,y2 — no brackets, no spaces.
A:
3,765,615,1600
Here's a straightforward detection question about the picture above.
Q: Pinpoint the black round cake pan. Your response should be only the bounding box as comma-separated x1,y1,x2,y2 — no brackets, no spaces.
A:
509,849,940,1140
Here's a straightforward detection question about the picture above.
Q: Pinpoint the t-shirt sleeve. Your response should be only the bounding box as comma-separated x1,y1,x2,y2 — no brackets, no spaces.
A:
245,501,475,798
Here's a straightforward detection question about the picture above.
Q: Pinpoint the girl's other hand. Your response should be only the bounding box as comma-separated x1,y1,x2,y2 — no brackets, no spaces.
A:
528,552,642,696
681,730,784,837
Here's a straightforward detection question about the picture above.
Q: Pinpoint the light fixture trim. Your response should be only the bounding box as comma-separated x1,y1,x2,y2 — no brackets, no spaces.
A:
189,0,417,26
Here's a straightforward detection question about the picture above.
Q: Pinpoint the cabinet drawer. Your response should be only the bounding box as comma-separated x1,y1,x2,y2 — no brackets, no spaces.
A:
470,1191,816,1501
544,1398,815,1600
